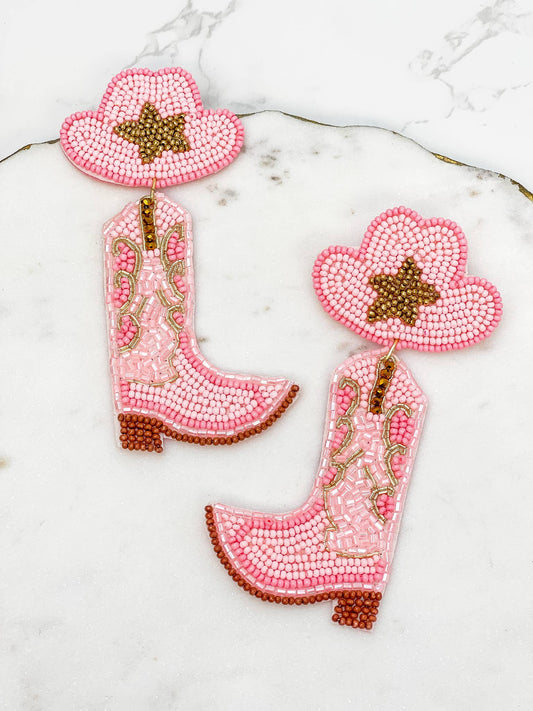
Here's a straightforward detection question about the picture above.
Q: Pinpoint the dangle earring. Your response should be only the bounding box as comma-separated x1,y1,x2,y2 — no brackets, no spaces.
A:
60,68,298,452
206,206,502,629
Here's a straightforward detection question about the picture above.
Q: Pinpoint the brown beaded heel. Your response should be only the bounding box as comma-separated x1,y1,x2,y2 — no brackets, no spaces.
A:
332,591,381,629
119,414,165,452
118,383,299,452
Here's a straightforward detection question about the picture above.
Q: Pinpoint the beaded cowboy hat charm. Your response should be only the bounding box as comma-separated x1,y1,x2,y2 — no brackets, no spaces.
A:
60,68,298,452
206,206,502,629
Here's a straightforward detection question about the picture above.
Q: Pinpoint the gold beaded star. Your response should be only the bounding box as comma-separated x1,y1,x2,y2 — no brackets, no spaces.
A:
367,256,440,326
113,102,190,163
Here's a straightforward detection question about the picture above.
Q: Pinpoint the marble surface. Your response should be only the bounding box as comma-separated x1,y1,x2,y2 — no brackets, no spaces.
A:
2,0,533,188
1,111,532,709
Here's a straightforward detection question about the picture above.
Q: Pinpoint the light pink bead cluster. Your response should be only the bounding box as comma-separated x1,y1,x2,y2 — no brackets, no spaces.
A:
118,330,276,431
210,349,426,598
60,68,244,188
105,193,295,441
313,206,503,352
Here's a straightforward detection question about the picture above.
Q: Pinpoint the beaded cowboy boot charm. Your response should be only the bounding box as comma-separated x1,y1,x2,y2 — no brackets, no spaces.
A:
60,68,298,451
207,206,502,629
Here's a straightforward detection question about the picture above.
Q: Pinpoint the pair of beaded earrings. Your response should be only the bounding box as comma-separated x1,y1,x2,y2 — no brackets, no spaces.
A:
61,68,502,630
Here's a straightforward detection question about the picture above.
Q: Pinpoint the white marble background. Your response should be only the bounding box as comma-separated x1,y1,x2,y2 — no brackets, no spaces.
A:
1,1,533,710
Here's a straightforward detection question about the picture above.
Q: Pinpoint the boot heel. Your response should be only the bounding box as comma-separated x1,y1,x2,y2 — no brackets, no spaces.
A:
332,591,381,629
118,413,164,453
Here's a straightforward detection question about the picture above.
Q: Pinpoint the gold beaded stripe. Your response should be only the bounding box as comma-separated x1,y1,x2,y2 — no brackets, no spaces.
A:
367,256,440,326
368,355,397,414
139,196,158,250
113,103,190,164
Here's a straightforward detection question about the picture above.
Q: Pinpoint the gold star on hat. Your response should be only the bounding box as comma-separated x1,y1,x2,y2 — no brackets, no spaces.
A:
367,256,441,326
113,102,190,164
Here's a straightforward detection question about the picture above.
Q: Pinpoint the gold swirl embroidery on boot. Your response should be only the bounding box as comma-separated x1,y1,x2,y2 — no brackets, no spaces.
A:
117,297,147,353
127,205,187,384
114,270,136,311
160,224,186,300
129,290,182,387
124,298,180,388
151,223,188,384
322,371,415,554
112,237,142,278
363,467,395,525
382,403,412,490
323,377,380,559
128,222,186,385
365,403,413,523
125,290,184,388
112,237,143,353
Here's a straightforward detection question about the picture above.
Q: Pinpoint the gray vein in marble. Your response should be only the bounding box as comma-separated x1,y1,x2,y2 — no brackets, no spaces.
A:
415,0,527,78
126,0,237,109
408,0,532,123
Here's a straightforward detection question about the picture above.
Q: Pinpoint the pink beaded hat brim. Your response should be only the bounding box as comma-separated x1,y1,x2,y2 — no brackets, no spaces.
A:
313,206,503,352
60,68,244,188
